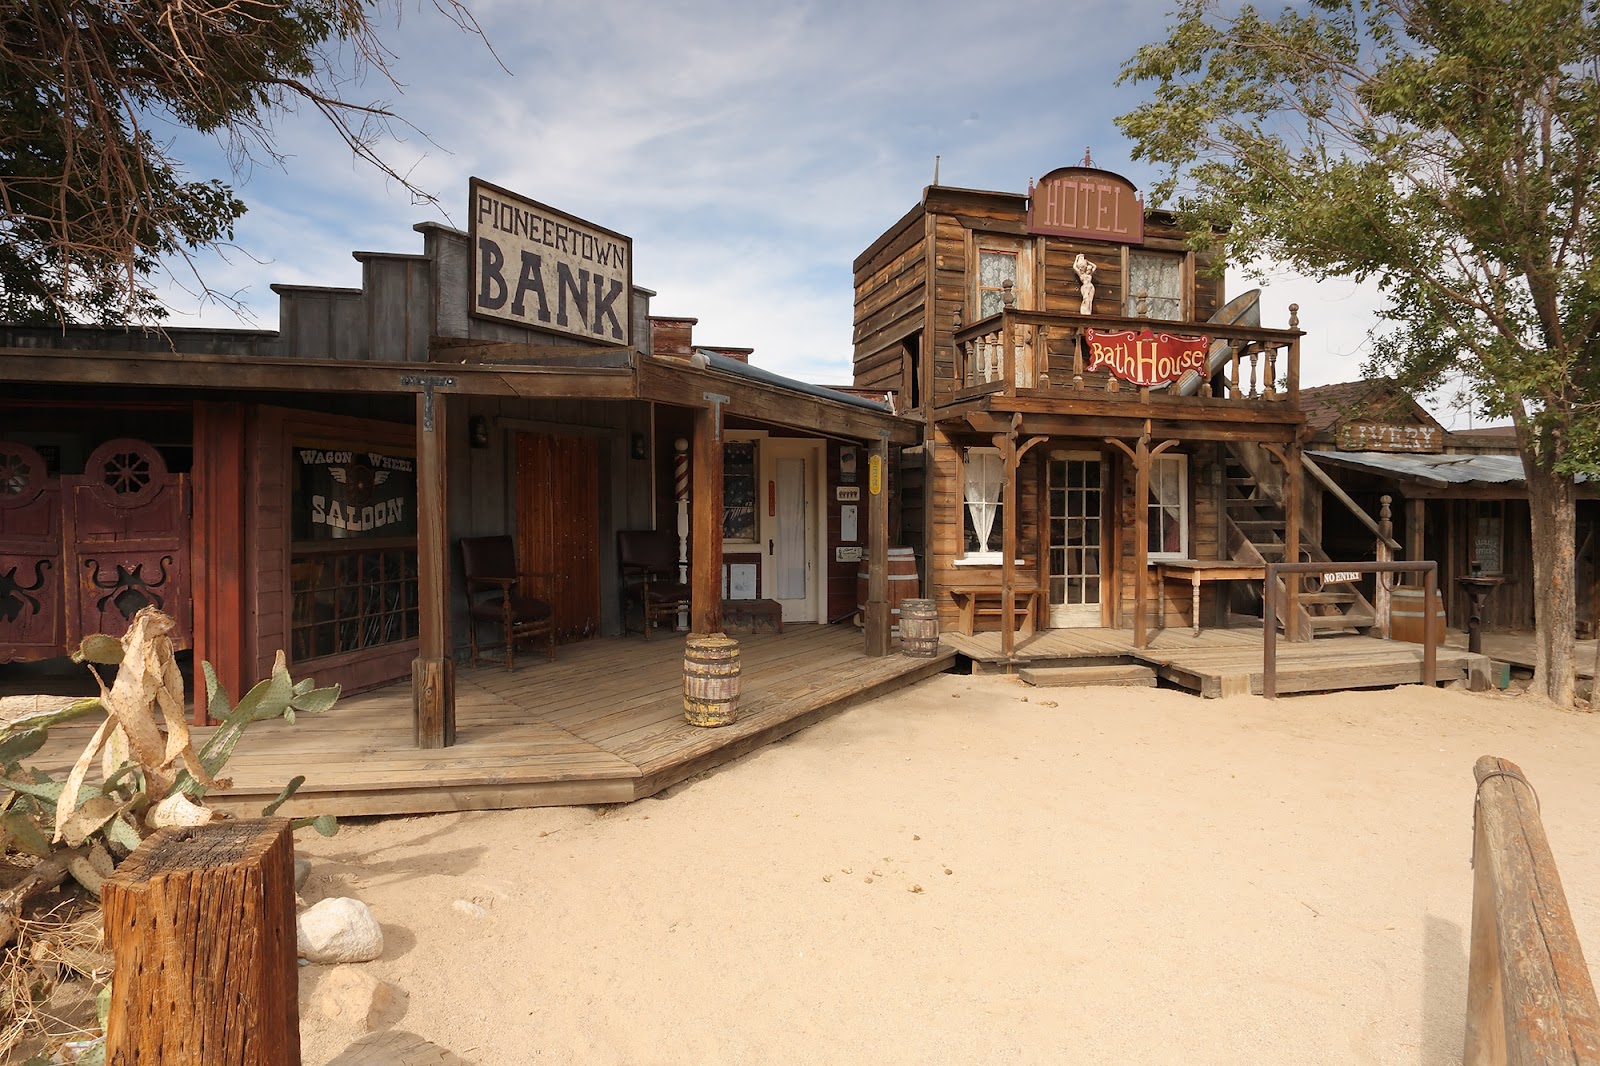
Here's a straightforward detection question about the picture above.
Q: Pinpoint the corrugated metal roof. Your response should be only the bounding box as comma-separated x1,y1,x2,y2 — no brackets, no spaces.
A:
1311,449,1590,486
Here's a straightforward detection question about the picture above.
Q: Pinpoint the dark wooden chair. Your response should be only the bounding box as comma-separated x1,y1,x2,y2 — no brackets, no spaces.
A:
617,529,691,639
459,535,556,669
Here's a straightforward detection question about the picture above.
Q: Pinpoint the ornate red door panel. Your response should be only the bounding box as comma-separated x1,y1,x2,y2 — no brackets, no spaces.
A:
0,441,66,661
64,439,192,647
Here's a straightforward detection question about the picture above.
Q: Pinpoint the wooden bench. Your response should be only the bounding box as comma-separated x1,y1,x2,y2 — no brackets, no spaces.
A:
947,584,1044,637
722,598,783,634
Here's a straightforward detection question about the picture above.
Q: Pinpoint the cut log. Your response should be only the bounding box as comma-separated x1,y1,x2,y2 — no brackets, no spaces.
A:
103,818,299,1065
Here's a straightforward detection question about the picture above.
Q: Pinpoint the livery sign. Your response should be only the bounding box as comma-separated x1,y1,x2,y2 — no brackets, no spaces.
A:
1085,328,1210,388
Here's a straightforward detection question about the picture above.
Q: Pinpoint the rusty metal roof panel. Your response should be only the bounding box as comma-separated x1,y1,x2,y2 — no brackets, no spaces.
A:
1309,450,1563,486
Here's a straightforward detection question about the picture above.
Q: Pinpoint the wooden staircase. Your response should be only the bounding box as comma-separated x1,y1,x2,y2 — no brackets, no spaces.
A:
1222,447,1378,638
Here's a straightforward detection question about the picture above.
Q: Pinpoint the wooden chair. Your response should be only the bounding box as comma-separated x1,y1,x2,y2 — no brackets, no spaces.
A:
459,535,556,669
617,530,691,639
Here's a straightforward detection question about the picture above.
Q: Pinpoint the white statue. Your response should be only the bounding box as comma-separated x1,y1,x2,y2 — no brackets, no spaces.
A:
1073,254,1096,315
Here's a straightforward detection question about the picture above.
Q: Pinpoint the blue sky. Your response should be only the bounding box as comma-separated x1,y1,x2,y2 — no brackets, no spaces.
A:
155,0,1481,425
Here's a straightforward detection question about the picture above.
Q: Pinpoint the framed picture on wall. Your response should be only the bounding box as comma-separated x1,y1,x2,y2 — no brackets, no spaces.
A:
839,445,858,484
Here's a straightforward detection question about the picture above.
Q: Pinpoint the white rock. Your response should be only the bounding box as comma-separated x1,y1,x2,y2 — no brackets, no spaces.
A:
297,897,384,963
294,854,312,890
313,967,408,1031
452,899,488,919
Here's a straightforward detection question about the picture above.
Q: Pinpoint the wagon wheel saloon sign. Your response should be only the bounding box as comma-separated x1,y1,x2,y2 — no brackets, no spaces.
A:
1084,327,1211,388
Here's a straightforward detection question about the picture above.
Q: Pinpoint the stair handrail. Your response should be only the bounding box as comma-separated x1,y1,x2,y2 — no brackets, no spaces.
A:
1303,455,1402,552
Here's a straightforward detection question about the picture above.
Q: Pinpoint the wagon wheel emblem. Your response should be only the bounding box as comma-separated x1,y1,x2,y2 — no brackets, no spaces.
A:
101,450,152,496
0,441,48,509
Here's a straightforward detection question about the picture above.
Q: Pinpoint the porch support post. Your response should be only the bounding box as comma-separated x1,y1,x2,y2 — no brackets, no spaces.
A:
412,386,455,749
1407,497,1426,580
691,398,727,636
1285,441,1303,641
865,431,891,656
1000,418,1019,659
1133,433,1150,650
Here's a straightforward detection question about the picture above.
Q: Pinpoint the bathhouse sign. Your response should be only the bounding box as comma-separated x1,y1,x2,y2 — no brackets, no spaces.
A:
469,178,633,346
1085,328,1210,387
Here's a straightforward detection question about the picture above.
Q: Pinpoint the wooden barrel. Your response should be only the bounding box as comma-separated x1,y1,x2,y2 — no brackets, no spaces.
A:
1391,587,1445,644
899,598,939,657
857,548,919,630
683,634,741,727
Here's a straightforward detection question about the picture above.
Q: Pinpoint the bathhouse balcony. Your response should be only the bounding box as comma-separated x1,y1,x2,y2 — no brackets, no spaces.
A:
942,302,1304,424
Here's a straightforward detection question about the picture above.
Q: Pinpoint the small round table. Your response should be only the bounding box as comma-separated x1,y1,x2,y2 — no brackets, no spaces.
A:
1456,575,1504,654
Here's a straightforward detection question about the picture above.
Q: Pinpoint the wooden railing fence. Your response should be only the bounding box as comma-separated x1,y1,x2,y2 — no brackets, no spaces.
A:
1466,756,1600,1065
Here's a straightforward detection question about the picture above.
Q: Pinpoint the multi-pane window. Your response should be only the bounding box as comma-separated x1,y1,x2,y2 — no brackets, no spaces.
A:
978,250,1018,318
290,547,419,662
1049,458,1102,607
723,440,758,542
1126,251,1184,320
1147,454,1188,559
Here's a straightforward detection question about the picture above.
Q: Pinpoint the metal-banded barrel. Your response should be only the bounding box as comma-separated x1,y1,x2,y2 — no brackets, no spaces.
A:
856,547,919,631
899,598,939,657
683,633,741,727
1390,587,1445,644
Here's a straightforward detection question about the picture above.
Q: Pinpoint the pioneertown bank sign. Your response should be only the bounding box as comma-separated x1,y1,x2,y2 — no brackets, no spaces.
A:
469,178,633,345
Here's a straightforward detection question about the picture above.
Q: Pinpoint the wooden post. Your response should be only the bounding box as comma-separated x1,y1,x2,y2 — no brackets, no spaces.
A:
413,386,454,748
1285,441,1302,641
675,437,691,631
1376,495,1394,639
1000,424,1018,659
1133,433,1151,650
1287,303,1301,409
691,398,726,636
865,432,891,656
1407,497,1426,586
1465,756,1600,1066
103,820,299,1065
190,400,249,721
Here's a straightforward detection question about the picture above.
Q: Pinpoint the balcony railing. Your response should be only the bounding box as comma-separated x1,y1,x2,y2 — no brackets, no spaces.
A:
948,304,1303,409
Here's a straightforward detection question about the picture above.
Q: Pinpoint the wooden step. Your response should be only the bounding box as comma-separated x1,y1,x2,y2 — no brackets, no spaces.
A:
1306,612,1376,631
1018,664,1158,688
1298,591,1358,605
1233,519,1283,533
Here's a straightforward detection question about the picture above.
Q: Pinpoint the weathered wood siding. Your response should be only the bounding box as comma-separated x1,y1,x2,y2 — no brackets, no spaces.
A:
851,206,927,396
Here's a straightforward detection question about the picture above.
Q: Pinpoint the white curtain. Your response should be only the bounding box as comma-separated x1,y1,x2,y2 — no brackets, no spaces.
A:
964,449,1005,554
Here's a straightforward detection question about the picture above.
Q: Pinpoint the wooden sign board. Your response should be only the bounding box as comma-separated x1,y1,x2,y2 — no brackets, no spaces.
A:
469,178,633,346
1335,422,1443,453
1027,166,1144,244
1085,328,1209,387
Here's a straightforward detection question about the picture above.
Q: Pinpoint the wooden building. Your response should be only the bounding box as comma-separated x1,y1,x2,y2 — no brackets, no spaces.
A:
0,182,919,748
848,163,1382,656
1299,380,1599,636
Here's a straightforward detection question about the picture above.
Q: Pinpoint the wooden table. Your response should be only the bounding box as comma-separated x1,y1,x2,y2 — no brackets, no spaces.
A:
1154,560,1266,636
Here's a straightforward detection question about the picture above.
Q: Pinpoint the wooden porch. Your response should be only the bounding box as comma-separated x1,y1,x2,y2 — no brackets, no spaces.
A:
27,625,954,818
943,625,1493,697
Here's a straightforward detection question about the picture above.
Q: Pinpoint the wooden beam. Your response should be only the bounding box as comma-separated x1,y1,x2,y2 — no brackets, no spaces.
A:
691,400,726,635
1408,497,1426,578
865,433,892,656
1001,420,1019,659
103,820,299,1064
1285,442,1302,641
190,400,249,722
413,388,455,748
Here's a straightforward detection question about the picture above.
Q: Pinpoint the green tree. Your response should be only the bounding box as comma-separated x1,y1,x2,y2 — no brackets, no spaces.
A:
1118,0,1599,706
0,0,484,324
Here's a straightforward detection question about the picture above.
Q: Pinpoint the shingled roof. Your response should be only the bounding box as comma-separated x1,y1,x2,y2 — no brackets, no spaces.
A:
1298,380,1445,437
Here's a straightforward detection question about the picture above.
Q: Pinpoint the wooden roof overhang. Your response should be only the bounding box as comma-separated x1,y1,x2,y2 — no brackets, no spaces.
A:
935,393,1305,446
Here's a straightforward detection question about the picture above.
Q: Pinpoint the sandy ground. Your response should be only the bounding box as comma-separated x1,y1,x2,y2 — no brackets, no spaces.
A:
295,675,1600,1066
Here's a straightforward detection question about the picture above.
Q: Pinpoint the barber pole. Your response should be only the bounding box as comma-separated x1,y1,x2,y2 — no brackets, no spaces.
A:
674,438,690,631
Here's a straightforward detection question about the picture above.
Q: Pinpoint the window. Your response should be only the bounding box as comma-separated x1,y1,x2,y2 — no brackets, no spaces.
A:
1126,251,1184,321
723,440,758,542
961,447,1005,563
1147,454,1188,559
978,250,1017,319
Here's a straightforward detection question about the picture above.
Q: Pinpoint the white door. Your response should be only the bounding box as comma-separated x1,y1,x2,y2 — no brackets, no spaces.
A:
1048,453,1105,627
761,441,821,622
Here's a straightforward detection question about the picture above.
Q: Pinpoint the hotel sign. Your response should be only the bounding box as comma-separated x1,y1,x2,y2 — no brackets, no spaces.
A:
1085,328,1209,387
469,178,633,346
1027,166,1144,244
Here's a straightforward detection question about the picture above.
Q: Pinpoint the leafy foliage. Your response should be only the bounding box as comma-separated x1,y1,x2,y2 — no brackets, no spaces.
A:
1118,0,1599,702
0,0,489,323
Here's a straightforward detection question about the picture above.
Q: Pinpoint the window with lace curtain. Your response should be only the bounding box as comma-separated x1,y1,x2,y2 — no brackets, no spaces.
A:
1125,251,1185,321
960,447,1005,563
1147,454,1189,559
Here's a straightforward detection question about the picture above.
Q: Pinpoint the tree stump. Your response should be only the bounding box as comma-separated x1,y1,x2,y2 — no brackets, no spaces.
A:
103,818,300,1065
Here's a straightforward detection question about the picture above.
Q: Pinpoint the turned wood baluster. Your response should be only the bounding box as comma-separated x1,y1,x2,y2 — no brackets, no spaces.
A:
1230,342,1243,396
1071,327,1084,389
1037,324,1051,388
1136,288,1150,317
1265,346,1278,399
1248,345,1260,397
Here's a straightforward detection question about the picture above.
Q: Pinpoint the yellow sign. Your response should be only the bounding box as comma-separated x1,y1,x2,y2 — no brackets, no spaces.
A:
869,454,882,495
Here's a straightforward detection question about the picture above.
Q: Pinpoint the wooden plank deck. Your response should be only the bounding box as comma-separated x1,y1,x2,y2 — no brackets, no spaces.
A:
24,625,955,817
945,626,1490,697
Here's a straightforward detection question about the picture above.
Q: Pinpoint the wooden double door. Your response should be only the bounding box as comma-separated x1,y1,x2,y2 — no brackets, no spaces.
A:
514,432,601,641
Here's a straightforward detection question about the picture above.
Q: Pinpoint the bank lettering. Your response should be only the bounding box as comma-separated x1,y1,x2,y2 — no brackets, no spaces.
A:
1084,328,1210,387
